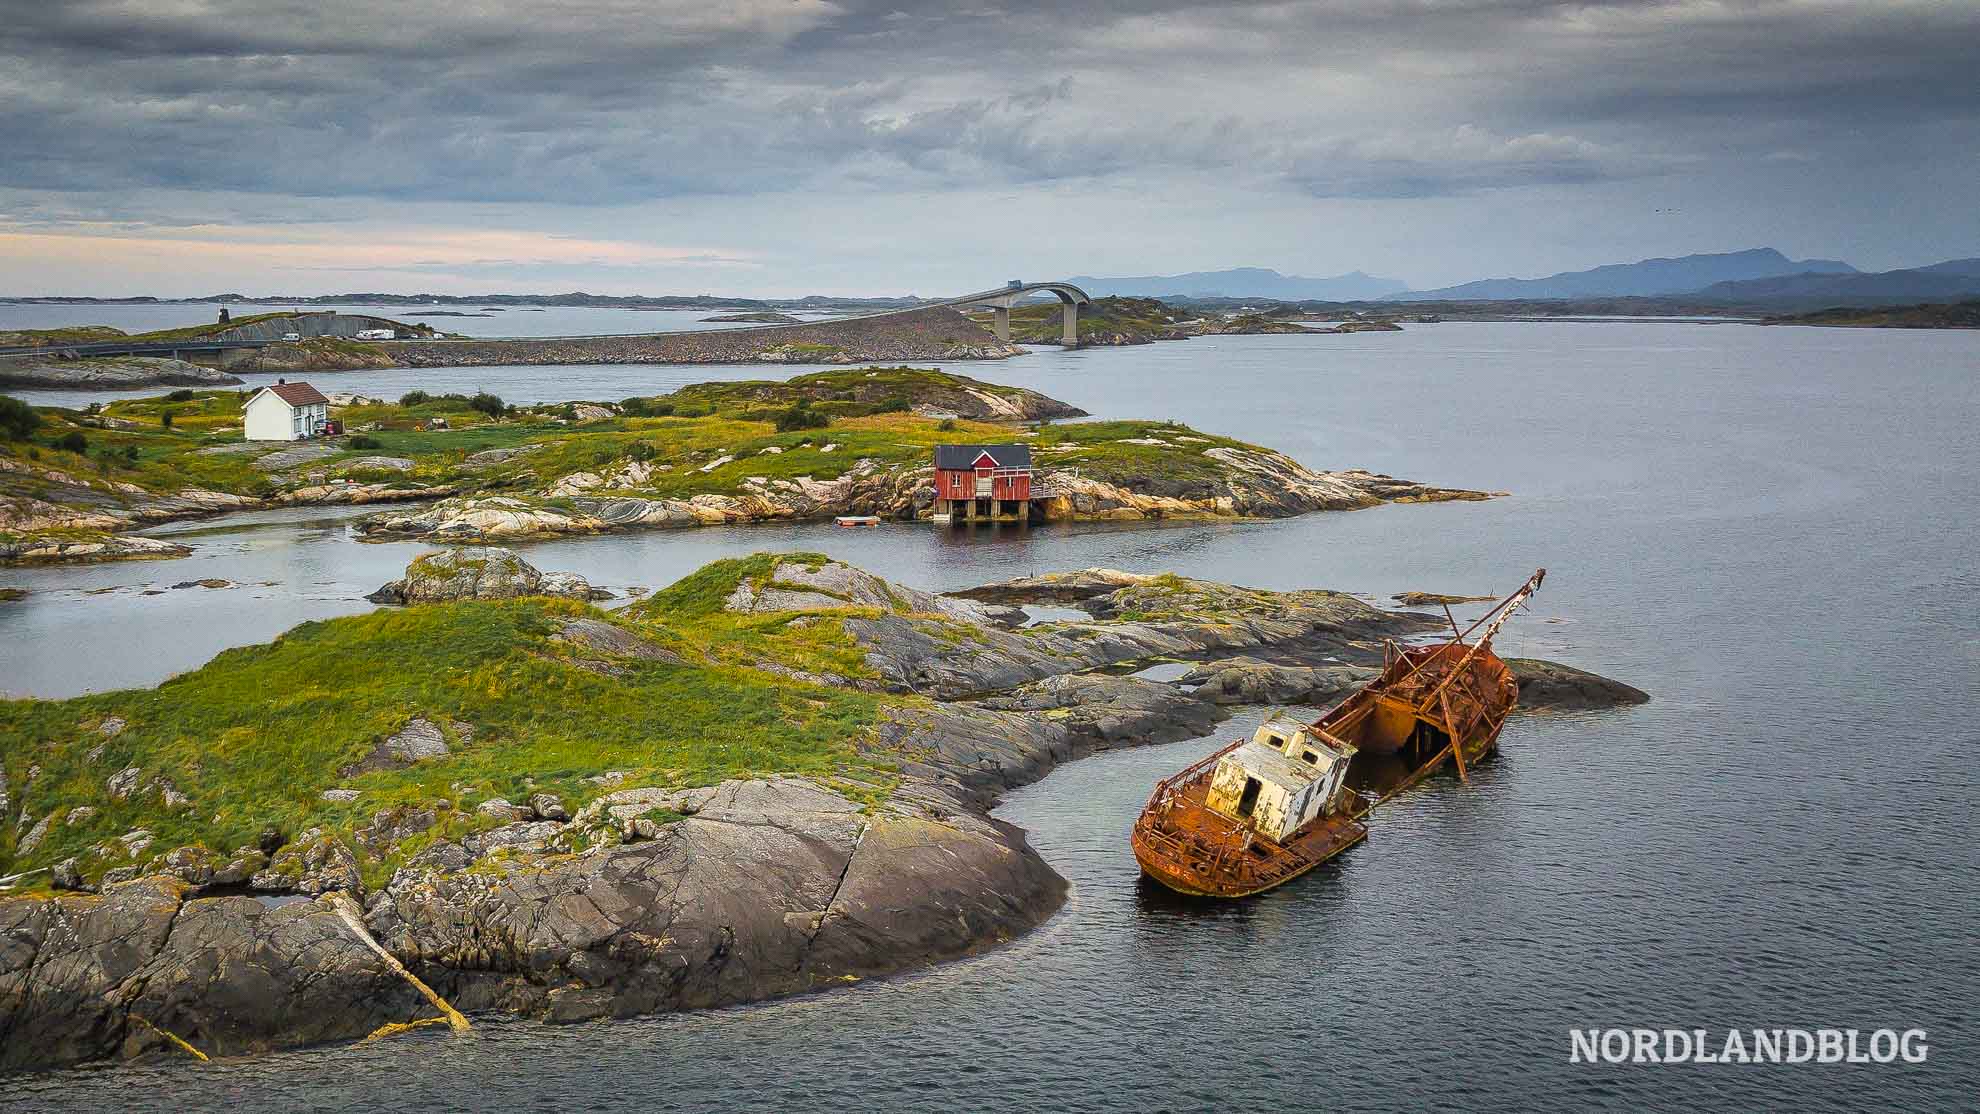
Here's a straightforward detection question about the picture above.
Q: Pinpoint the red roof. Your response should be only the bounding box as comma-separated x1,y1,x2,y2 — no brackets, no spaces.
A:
257,381,329,407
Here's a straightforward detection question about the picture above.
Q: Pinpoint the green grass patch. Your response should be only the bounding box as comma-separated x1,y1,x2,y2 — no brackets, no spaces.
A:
0,595,893,884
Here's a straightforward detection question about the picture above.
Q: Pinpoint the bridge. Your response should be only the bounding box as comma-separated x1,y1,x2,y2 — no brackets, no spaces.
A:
931,281,1092,345
0,283,1096,366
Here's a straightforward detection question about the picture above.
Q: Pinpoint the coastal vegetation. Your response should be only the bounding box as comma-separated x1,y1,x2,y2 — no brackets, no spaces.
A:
0,368,1171,558
1762,300,1980,329
3,364,1488,561
0,573,891,891
653,366,1082,421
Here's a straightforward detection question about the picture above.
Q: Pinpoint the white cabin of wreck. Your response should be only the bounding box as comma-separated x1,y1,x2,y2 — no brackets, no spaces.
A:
1203,718,1357,842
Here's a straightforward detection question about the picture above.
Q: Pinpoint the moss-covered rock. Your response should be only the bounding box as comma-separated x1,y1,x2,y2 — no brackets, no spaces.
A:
365,546,597,604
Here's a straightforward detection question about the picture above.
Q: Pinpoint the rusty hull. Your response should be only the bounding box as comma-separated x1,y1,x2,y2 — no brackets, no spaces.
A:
1131,569,1545,899
1132,742,1368,898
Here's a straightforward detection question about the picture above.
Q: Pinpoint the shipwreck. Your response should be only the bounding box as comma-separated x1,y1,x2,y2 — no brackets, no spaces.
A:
1131,569,1547,898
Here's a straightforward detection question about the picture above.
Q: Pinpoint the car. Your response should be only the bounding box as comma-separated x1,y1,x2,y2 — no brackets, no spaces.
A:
281,332,301,341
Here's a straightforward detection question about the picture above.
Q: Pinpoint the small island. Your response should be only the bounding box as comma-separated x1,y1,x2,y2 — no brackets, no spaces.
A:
1,367,1494,563
990,295,1191,345
984,296,1407,345
0,552,1644,1072
701,311,803,324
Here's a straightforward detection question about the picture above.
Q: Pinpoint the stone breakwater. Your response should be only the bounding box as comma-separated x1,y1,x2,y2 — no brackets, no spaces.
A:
0,558,1645,1072
379,305,1023,369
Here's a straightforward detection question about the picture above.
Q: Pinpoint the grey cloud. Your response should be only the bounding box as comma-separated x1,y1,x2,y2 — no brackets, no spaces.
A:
0,0,1974,213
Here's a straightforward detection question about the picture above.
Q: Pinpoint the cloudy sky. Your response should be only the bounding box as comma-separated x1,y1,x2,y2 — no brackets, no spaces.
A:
1,0,1975,296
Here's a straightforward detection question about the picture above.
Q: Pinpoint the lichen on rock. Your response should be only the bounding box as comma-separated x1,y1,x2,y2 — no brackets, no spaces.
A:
365,546,598,604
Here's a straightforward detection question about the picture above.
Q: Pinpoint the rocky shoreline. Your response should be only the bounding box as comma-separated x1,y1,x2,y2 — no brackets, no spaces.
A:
0,454,452,565
2,369,1496,568
0,555,1645,1073
354,454,1494,544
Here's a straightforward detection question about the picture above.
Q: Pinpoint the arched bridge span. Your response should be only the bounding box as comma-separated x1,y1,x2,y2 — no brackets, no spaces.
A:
936,281,1091,345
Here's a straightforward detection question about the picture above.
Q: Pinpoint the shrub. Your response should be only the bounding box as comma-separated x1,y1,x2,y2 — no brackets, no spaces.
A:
91,444,136,469
399,390,431,406
937,418,958,431
623,441,657,462
55,430,87,454
165,389,196,402
347,434,382,450
774,399,830,432
159,410,174,429
873,394,911,414
0,395,40,440
468,392,505,418
621,396,675,417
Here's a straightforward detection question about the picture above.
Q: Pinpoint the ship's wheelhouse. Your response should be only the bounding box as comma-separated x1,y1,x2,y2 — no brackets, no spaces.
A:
1203,719,1357,842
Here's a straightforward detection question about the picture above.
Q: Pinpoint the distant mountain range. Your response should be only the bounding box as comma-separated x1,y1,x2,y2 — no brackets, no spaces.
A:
1066,249,1980,306
1066,267,1410,301
1394,248,1858,301
1693,258,1980,303
11,250,1980,312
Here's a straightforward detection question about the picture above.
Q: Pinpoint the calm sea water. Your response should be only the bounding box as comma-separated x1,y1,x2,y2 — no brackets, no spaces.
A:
2,322,1977,1110
0,302,848,410
0,301,836,338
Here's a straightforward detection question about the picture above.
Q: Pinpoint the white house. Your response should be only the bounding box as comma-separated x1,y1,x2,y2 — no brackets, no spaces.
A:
243,380,331,441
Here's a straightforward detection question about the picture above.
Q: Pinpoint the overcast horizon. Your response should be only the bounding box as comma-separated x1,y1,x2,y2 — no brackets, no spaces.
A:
2,1,1976,298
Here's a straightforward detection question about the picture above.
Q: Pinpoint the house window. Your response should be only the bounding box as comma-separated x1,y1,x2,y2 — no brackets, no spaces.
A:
1300,750,1319,765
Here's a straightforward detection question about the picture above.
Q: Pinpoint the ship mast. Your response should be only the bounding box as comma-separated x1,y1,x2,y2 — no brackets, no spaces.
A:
1415,567,1546,713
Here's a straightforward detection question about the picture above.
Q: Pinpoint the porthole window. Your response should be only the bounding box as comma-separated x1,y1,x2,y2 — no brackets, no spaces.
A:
1301,750,1319,765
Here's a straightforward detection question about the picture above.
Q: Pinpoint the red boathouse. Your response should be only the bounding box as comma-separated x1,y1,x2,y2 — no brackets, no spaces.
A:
933,443,1034,523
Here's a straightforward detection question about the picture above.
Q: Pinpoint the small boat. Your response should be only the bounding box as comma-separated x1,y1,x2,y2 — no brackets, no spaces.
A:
834,515,881,528
1132,568,1545,898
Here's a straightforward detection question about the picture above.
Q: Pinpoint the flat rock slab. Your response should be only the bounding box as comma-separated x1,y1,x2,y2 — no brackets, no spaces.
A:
339,716,467,776
551,617,684,666
253,443,340,471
